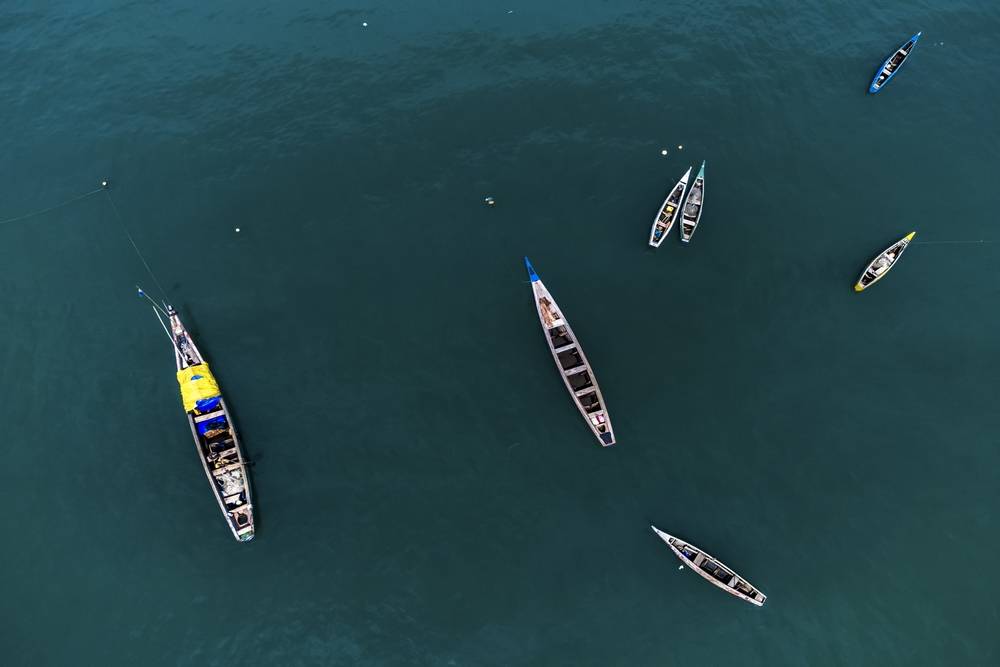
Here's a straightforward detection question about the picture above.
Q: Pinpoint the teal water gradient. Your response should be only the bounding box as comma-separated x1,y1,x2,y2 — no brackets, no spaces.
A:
1,1,999,664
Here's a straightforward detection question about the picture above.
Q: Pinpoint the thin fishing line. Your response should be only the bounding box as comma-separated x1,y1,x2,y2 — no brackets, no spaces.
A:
913,240,993,245
103,188,170,300
0,187,103,226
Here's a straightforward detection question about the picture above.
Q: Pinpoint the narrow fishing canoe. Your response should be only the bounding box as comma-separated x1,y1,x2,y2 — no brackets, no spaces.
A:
524,257,615,446
869,32,921,93
649,166,691,247
854,232,915,292
166,305,255,541
679,161,705,243
651,525,766,606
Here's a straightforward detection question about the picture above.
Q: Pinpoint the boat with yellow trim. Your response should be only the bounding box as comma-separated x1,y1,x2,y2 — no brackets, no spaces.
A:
854,232,915,292
139,289,256,541
168,307,255,541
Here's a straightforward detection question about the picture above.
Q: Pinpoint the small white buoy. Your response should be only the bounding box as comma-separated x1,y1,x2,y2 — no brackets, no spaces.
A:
660,149,668,156
362,21,368,27
677,144,683,150
235,227,241,233
678,565,684,570
101,179,109,188
484,196,496,207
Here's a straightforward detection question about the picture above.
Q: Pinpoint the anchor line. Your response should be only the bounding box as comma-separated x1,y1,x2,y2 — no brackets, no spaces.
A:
103,189,170,300
913,240,992,245
0,187,103,227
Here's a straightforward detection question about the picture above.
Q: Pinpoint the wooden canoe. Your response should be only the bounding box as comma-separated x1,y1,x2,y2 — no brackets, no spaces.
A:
854,232,915,292
679,161,705,243
648,166,691,247
652,525,765,606
169,308,255,541
525,257,615,446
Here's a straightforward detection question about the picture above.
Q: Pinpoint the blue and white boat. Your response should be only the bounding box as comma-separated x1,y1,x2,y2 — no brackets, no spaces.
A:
869,32,921,93
524,257,615,446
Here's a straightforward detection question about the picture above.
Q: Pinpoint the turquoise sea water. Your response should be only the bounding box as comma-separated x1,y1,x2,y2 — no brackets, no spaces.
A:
2,1,999,664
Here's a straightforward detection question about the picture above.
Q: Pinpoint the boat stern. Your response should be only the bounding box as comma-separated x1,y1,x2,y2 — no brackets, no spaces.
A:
853,282,865,292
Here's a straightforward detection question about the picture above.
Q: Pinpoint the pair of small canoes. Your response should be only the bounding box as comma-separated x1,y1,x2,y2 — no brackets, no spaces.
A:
648,161,706,246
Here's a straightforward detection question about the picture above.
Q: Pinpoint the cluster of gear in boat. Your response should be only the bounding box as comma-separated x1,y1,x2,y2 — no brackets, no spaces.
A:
870,32,920,93
171,307,255,541
855,233,914,292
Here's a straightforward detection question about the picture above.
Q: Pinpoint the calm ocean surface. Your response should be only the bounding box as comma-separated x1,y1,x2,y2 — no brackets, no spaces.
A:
2,1,999,664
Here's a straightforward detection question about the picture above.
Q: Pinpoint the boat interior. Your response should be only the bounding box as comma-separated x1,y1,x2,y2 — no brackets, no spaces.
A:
676,540,763,600
668,184,684,205
568,369,594,392
651,203,675,242
657,204,675,225
558,346,583,370
196,411,240,468
685,186,702,212
863,244,903,283
700,558,735,584
877,44,912,86
545,322,612,440
538,296,561,329
193,407,252,529
549,326,573,349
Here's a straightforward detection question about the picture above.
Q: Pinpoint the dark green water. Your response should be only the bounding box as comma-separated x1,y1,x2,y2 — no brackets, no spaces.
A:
2,1,999,664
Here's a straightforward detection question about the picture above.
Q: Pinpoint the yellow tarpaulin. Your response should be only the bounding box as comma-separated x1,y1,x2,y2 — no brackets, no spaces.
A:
176,363,221,412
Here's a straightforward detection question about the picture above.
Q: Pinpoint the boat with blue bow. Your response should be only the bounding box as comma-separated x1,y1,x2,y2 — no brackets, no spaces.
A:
524,258,615,446
869,32,921,93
